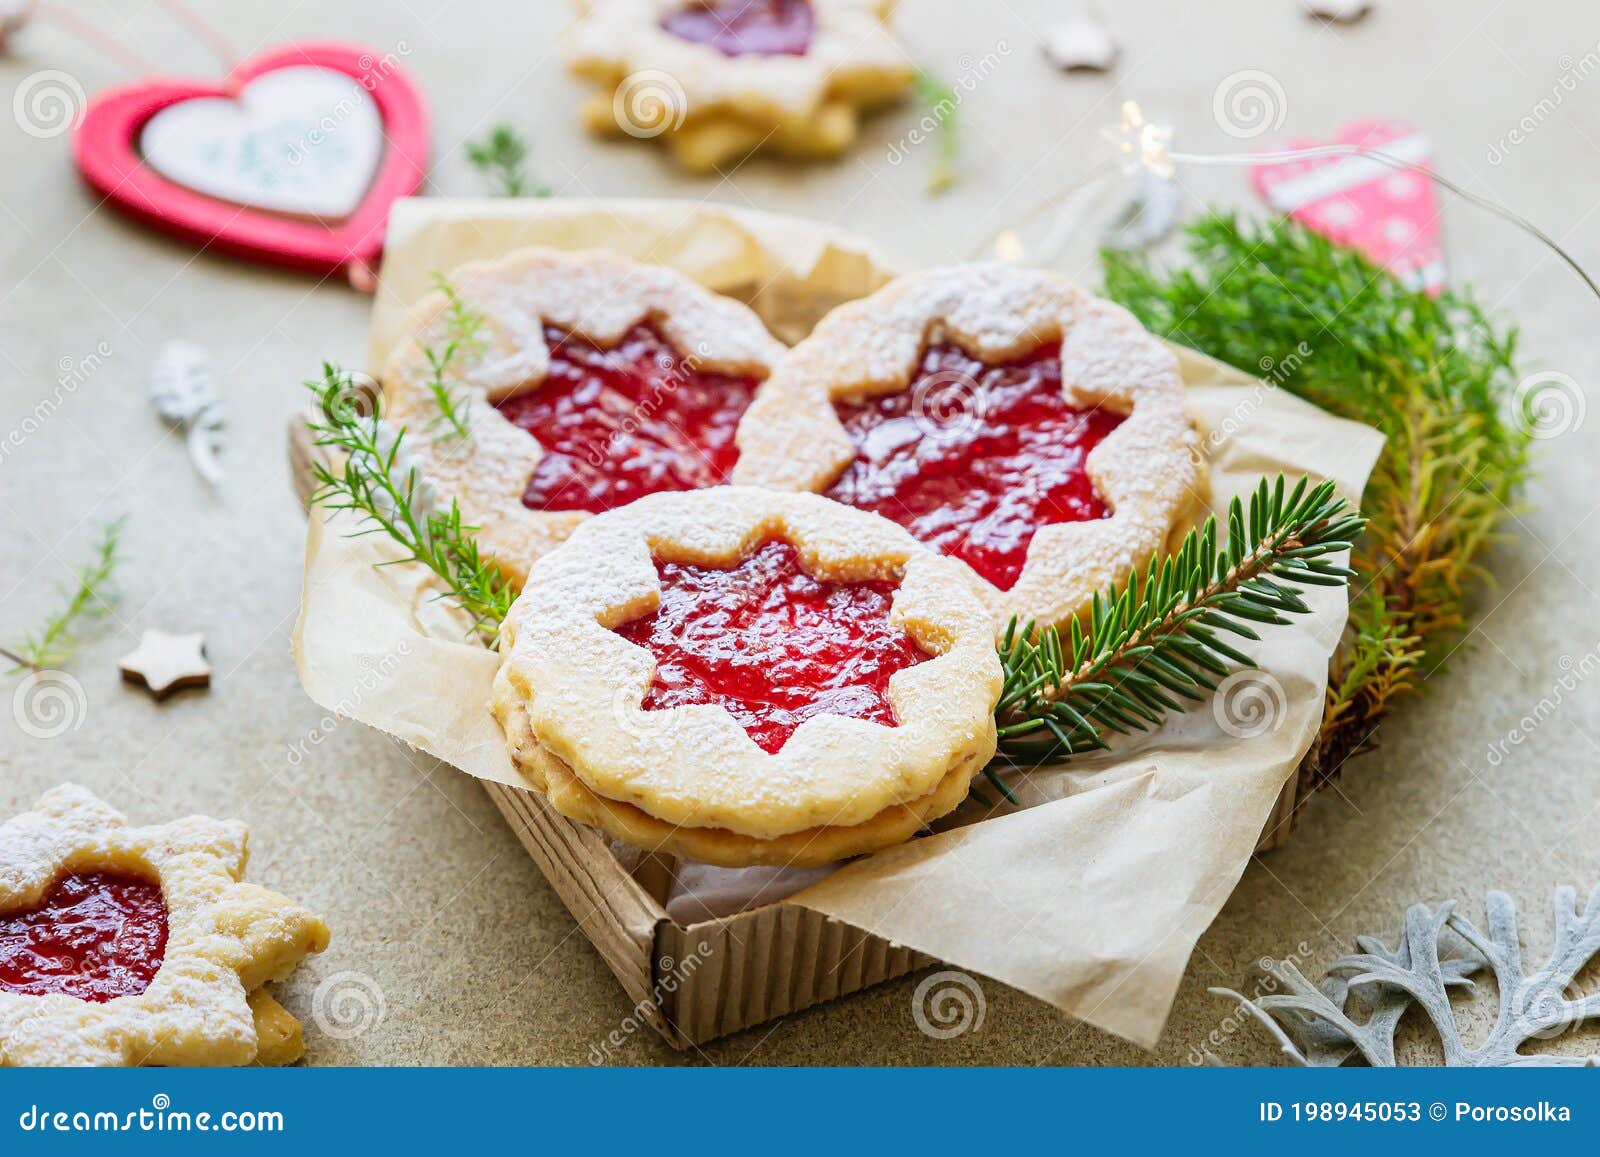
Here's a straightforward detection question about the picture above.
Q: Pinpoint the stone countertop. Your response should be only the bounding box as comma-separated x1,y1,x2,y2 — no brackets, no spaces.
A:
2,0,1598,1065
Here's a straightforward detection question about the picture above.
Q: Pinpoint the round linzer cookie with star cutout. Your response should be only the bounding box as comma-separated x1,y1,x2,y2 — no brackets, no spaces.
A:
491,487,1002,866
565,0,913,171
733,263,1209,633
382,247,787,588
0,785,329,1067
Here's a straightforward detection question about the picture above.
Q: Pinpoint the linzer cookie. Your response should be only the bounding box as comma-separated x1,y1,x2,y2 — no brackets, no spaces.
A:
565,0,914,170
382,247,786,588
0,785,329,1066
491,487,1001,866
734,263,1209,632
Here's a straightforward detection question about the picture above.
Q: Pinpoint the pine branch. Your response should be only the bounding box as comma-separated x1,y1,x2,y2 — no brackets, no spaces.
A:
911,69,960,194
421,274,487,438
466,124,551,198
994,477,1363,762
5,518,124,672
1103,213,1527,794
305,364,513,642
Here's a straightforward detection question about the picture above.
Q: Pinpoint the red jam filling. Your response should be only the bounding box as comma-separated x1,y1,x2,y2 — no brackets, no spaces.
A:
614,540,928,754
495,325,759,514
825,343,1126,592
0,872,168,1002
660,0,815,57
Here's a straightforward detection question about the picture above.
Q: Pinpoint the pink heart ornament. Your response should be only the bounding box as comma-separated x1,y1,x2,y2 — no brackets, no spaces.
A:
74,42,428,283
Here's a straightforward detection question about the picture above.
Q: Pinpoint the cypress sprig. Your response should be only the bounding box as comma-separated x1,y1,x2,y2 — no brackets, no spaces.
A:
3,517,124,672
305,364,513,641
465,124,551,198
994,477,1364,761
421,275,486,438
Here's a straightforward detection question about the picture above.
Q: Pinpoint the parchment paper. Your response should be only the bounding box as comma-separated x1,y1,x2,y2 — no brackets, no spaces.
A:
294,197,1385,1049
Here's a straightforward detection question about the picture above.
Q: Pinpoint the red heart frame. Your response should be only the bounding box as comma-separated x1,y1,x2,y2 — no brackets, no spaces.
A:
74,42,429,284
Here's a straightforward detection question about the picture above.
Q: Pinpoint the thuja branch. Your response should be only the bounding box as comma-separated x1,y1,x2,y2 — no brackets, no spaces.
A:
1103,213,1527,781
994,477,1364,762
421,274,487,438
304,364,513,641
4,517,124,672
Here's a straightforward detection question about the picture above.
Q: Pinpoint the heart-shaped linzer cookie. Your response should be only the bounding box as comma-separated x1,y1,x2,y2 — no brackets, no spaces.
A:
1251,118,1445,293
75,42,428,281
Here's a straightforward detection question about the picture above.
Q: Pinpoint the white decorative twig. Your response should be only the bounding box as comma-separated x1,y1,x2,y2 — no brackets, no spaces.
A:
150,340,226,485
1212,885,1600,1066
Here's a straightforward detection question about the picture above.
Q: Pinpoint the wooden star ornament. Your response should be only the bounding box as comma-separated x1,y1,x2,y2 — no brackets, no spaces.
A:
119,628,211,699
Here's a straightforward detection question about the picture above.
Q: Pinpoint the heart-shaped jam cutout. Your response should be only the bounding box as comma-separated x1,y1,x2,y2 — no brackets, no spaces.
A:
614,540,928,753
496,324,760,514
825,343,1125,591
661,0,815,57
0,872,169,1002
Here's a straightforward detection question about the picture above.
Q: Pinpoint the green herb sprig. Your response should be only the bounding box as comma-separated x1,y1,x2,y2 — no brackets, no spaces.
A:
305,365,512,640
421,274,487,438
995,477,1363,762
911,69,960,194
466,124,551,199
4,517,124,672
1102,213,1529,786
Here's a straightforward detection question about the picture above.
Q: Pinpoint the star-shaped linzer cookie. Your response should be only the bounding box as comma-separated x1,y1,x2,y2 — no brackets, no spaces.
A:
119,629,211,699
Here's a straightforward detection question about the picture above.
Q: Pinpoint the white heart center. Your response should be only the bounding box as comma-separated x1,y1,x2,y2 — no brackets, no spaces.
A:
140,66,383,220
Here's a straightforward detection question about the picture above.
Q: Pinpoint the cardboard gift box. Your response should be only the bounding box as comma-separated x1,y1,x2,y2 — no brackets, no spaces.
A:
292,199,1383,1050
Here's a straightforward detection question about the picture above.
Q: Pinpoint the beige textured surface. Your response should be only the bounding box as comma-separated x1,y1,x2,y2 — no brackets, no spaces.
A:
2,0,1597,1065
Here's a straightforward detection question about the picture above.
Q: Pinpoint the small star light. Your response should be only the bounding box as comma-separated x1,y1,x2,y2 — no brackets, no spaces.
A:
1109,101,1174,178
